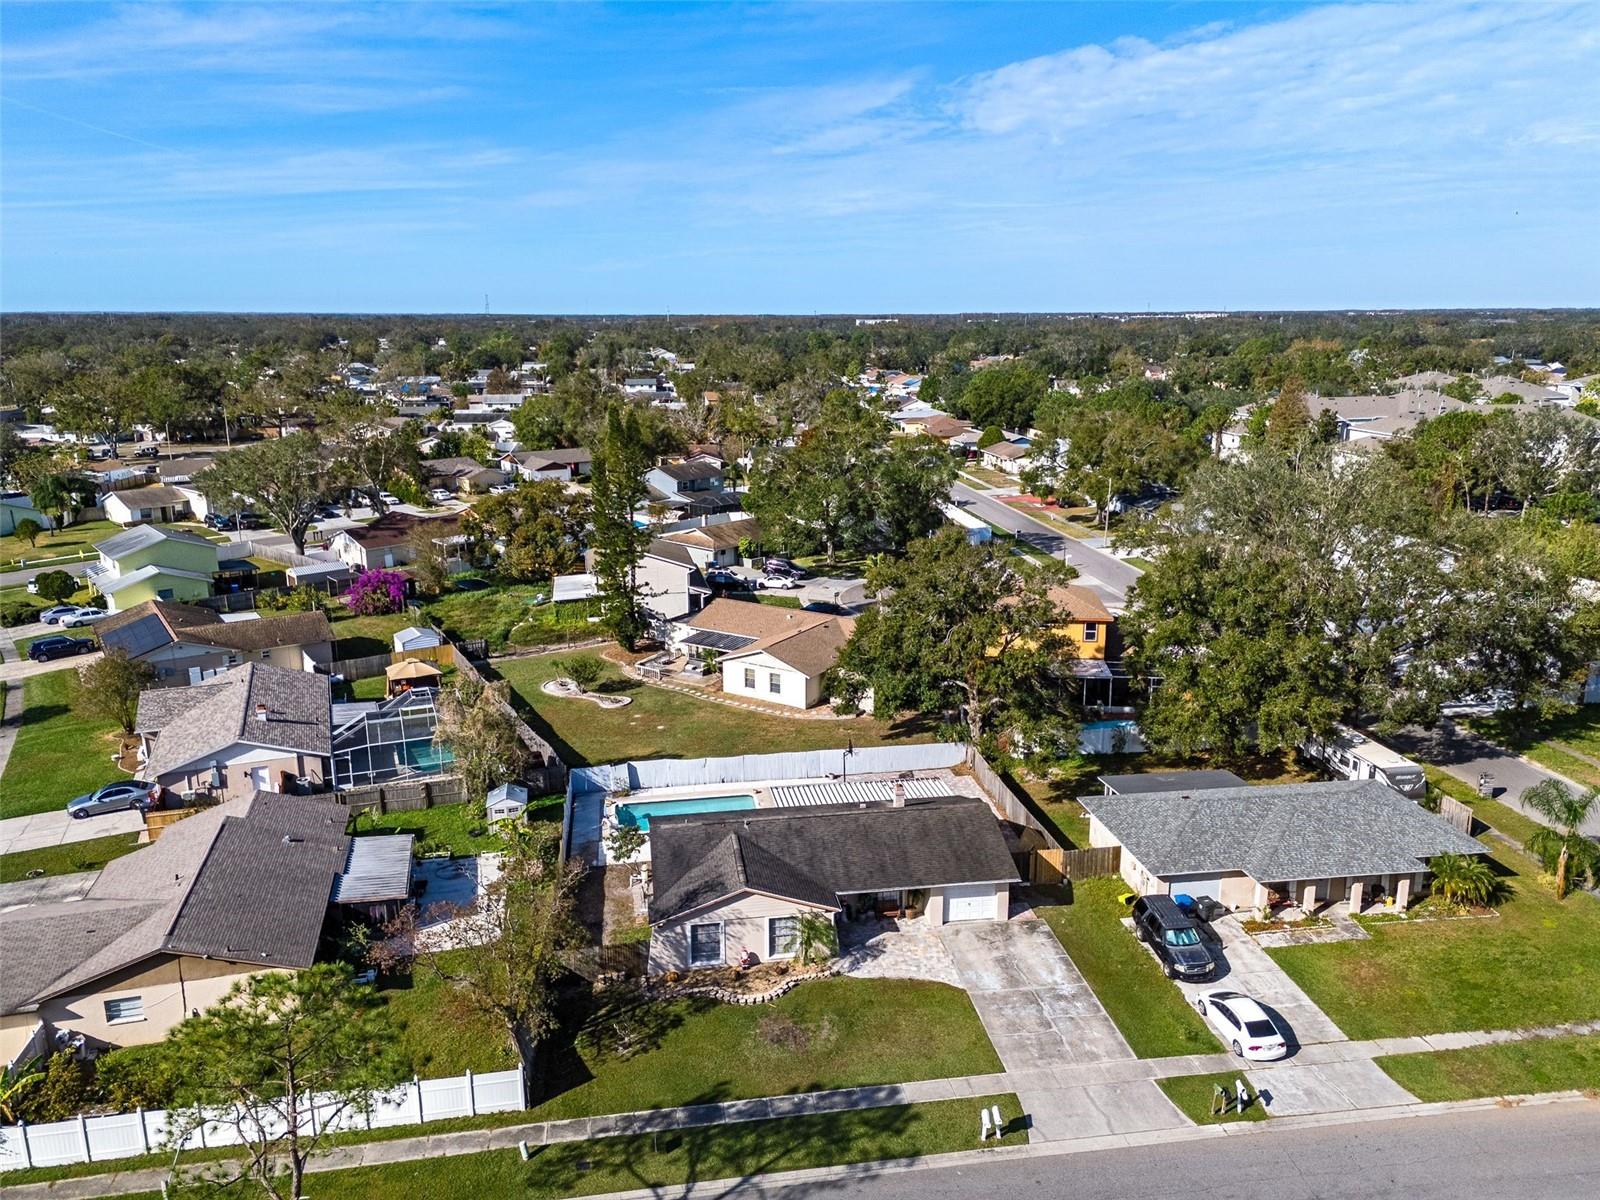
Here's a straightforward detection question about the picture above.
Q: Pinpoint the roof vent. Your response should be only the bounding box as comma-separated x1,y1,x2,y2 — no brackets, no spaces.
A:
255,703,270,723
282,835,303,845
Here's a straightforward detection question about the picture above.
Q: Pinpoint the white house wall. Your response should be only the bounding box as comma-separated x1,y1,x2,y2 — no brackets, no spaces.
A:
720,651,815,709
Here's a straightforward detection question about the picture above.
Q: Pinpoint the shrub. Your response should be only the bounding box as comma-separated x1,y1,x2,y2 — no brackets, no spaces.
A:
563,653,604,690
13,518,43,547
345,568,408,615
0,599,46,627
32,569,78,602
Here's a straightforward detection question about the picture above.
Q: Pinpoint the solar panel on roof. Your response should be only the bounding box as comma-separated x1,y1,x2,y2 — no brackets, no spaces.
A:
680,629,757,653
100,612,172,658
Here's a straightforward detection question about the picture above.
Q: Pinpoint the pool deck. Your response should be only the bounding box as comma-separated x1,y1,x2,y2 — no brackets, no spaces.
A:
572,768,988,867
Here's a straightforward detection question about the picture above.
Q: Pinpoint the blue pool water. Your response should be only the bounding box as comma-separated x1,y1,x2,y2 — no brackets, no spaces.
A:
616,794,757,831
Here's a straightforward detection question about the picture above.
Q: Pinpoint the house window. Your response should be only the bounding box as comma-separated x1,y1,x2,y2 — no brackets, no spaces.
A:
1082,622,1098,643
768,915,800,958
104,996,145,1024
743,667,756,689
768,672,782,695
688,922,723,967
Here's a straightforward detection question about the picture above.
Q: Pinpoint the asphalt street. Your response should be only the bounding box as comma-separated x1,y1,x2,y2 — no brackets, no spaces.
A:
754,1103,1600,1200
950,482,1142,609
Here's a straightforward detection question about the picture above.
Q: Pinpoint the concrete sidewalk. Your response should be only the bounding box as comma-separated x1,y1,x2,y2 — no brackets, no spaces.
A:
0,807,144,856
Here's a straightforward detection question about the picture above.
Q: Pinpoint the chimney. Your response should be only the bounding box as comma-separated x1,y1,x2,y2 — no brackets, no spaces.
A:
892,781,907,808
255,703,270,723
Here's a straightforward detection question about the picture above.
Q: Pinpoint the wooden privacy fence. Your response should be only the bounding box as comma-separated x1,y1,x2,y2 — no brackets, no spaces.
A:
963,746,1063,852
1030,845,1121,886
329,643,456,682
337,775,467,816
1439,795,1475,837
450,631,567,794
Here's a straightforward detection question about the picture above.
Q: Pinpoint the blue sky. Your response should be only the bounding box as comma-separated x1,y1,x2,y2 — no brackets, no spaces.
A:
2,1,1597,313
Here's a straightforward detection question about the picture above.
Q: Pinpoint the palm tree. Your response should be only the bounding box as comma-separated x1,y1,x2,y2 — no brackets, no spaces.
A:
1427,853,1501,908
0,1062,45,1123
795,912,839,966
1521,780,1600,899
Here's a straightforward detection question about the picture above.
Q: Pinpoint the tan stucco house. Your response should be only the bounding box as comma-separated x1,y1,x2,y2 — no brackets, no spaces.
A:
97,599,334,687
646,796,1019,974
0,794,350,1065
135,662,333,801
1081,779,1487,915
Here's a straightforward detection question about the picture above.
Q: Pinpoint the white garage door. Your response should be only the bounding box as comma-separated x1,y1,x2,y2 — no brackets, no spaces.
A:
1166,875,1224,902
943,883,997,922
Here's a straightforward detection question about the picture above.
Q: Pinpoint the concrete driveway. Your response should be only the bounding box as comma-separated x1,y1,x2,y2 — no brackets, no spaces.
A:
0,806,145,856
1166,915,1350,1050
940,918,1134,1069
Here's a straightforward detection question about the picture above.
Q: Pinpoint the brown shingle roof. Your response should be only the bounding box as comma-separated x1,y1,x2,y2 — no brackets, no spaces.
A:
660,518,761,552
98,600,333,655
342,512,460,549
687,596,835,640
1048,584,1114,623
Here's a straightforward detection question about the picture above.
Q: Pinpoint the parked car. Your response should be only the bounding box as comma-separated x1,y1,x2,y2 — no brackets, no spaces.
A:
757,573,802,590
428,488,454,504
67,781,156,820
39,605,81,624
1194,990,1288,1060
133,445,160,458
28,634,97,662
205,511,263,532
378,491,401,507
60,607,110,628
488,483,516,495
1131,894,1216,979
762,557,805,578
704,568,741,587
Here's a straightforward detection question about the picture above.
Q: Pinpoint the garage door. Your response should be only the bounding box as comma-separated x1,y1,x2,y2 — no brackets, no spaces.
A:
1165,875,1224,902
943,884,997,922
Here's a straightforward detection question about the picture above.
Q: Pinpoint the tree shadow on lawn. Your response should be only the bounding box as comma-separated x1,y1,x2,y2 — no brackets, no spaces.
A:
524,1087,924,1198
16,702,71,727
532,983,715,1108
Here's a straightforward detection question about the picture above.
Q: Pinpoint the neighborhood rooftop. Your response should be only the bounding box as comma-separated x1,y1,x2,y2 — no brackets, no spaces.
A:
135,661,333,779
94,523,216,558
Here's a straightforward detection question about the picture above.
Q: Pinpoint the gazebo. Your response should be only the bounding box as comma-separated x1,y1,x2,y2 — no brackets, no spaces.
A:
384,657,443,697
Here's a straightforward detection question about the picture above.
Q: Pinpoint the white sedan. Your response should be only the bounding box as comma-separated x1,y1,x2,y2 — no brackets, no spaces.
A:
60,607,110,628
757,574,802,590
1193,990,1288,1060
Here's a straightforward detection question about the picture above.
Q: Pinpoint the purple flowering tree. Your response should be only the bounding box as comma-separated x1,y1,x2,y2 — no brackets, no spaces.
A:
344,569,408,616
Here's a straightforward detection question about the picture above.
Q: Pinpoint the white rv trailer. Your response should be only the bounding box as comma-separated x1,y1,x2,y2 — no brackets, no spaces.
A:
1301,724,1427,800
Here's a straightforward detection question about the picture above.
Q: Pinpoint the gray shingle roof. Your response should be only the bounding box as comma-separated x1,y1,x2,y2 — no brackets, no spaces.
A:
1078,780,1486,883
1,794,349,1013
649,796,1019,923
136,662,332,779
1098,770,1249,794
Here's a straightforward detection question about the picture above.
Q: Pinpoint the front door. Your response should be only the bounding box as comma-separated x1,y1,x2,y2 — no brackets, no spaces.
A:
249,765,278,793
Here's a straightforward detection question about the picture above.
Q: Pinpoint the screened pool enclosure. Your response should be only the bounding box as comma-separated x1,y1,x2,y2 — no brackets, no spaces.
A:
331,688,455,789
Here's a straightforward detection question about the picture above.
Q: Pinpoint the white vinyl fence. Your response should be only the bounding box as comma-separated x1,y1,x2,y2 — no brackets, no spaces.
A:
568,742,967,796
0,1067,524,1172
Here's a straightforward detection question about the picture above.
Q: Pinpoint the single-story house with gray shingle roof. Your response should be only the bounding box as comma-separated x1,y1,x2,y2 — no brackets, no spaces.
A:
135,661,333,801
0,792,349,1062
1081,779,1486,914
647,796,1018,973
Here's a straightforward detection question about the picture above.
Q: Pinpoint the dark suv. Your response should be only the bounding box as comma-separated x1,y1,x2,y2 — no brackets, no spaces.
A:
1131,894,1217,980
28,634,97,662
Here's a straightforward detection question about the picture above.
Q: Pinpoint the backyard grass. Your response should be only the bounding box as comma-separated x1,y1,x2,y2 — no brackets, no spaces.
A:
100,1094,1026,1200
1467,708,1600,790
0,831,141,882
328,610,416,658
1269,845,1600,1039
1156,1071,1267,1124
378,950,522,1076
1374,1034,1600,1101
530,977,1002,1120
425,584,557,650
1034,877,1217,1059
495,654,937,767
0,669,129,819
349,795,560,858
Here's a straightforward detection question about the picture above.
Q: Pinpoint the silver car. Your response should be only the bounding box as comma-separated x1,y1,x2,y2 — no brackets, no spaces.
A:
67,781,155,820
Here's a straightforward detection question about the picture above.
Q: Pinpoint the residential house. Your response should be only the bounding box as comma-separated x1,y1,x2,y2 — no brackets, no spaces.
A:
1098,769,1247,795
0,793,352,1061
477,393,530,412
96,599,334,687
421,456,508,494
980,439,1032,474
500,446,592,482
657,517,760,569
327,512,465,572
87,525,220,613
1048,584,1115,660
1082,779,1486,914
623,375,667,398
101,485,195,527
645,457,726,501
634,539,710,623
0,492,53,537
678,598,854,710
1478,375,1566,405
915,414,975,445
135,661,334,800
647,796,1019,973
439,410,517,442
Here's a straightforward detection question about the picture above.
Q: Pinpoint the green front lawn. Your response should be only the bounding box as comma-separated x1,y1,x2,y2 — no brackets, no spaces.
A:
0,518,119,568
1269,846,1600,1039
1033,877,1216,1059
1375,1035,1600,1101
1156,1071,1268,1124
0,669,129,819
531,978,1001,1120
378,950,522,1077
495,654,936,767
1424,766,1547,848
0,831,142,882
119,1094,1026,1200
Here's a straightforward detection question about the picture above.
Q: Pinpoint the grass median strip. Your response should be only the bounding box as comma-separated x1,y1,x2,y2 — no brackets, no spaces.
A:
1375,1034,1600,1101
0,669,128,820
1156,1071,1267,1125
1034,877,1217,1059
0,831,141,882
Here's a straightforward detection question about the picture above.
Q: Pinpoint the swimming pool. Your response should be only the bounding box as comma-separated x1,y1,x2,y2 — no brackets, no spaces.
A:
615,794,757,831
